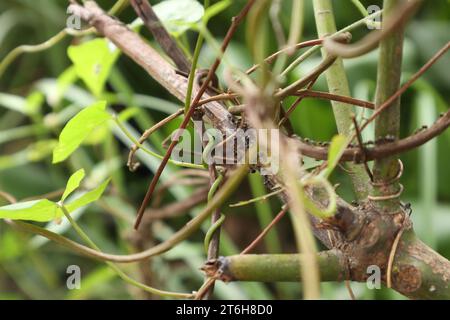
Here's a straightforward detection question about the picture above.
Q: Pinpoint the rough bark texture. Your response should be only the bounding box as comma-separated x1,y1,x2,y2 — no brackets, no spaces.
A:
71,1,450,299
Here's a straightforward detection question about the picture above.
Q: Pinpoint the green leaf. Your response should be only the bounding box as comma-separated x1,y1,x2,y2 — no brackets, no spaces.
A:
0,199,57,222
65,179,111,213
0,171,110,222
68,39,120,97
153,0,204,36
61,169,85,202
323,134,350,178
53,101,110,163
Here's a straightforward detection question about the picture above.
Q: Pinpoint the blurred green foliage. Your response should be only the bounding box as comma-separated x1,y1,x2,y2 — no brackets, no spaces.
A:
0,0,449,300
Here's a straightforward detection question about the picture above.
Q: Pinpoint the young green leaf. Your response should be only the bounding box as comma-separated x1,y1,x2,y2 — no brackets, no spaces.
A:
65,179,111,213
61,169,86,202
0,169,110,222
0,199,58,222
68,39,120,97
153,0,204,36
322,134,350,179
53,101,110,163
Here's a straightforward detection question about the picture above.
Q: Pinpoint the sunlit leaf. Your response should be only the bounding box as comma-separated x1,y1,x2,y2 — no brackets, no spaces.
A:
322,134,350,178
0,173,110,222
53,101,110,163
65,178,111,213
0,199,57,222
153,0,204,36
68,39,120,97
61,169,85,202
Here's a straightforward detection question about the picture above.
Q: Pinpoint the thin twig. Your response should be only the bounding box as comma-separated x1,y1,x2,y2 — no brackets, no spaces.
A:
387,217,408,289
246,39,323,75
240,206,288,255
294,110,450,162
293,90,374,109
275,55,337,99
351,115,374,181
127,108,184,171
358,41,450,134
323,0,421,58
278,76,319,127
134,0,257,229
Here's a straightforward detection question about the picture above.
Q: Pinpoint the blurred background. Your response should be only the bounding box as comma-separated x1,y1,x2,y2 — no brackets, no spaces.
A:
0,0,449,299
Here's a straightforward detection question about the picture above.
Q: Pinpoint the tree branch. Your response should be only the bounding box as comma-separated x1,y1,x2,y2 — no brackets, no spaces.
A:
62,0,450,299
294,110,450,162
202,251,347,283
129,0,190,73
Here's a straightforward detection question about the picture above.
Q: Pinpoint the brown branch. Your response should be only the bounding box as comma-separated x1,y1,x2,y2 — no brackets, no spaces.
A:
275,55,337,99
295,41,450,162
323,0,421,58
351,115,374,181
240,206,288,255
278,77,319,127
293,90,374,110
129,0,190,73
127,108,184,172
198,92,240,106
295,109,450,162
133,0,257,229
245,38,323,75
246,32,352,76
65,0,450,299
358,40,450,134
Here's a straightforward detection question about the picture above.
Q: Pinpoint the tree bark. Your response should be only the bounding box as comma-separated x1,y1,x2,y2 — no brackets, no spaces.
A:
70,0,450,299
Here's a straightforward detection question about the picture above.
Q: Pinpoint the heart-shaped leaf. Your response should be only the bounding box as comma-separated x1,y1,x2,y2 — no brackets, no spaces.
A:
68,38,120,97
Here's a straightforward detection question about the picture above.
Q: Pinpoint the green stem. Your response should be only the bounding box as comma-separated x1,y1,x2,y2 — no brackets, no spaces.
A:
281,9,383,77
282,143,321,299
370,0,405,213
248,174,281,253
113,116,204,169
312,0,371,200
11,165,249,263
0,0,130,79
57,203,194,299
183,0,210,114
213,251,345,282
350,0,368,17
203,173,225,253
